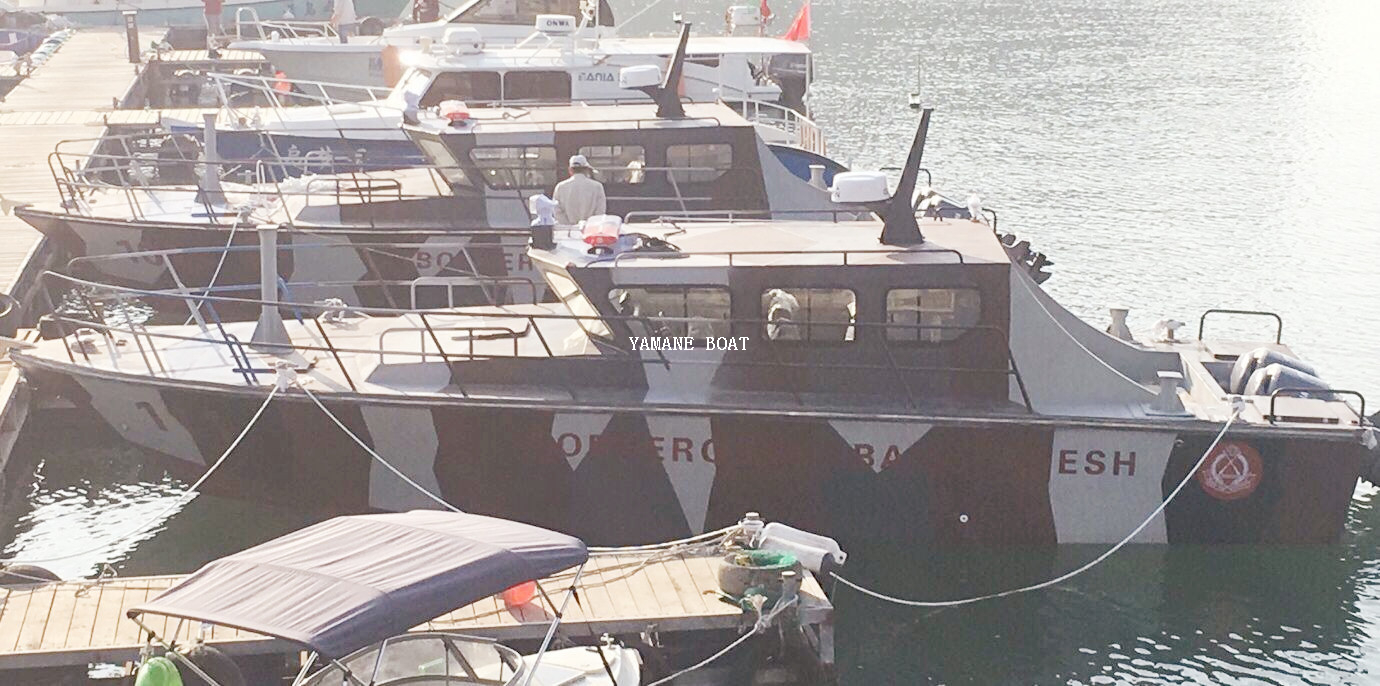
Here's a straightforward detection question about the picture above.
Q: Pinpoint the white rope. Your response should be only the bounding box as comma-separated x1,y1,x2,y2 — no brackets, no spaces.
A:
299,385,463,513
588,525,738,554
0,385,280,568
644,594,799,686
831,409,1242,608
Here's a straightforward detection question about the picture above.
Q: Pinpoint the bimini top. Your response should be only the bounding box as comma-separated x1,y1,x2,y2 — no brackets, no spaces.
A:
128,511,587,659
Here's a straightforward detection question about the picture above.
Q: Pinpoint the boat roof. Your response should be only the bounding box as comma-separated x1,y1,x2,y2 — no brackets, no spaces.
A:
128,511,587,659
591,35,811,56
417,101,756,133
545,217,1013,269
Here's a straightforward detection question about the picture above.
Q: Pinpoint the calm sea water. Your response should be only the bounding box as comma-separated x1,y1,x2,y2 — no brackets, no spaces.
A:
4,0,1380,683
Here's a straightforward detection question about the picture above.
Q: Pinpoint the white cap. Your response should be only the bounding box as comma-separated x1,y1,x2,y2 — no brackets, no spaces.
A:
568,154,592,169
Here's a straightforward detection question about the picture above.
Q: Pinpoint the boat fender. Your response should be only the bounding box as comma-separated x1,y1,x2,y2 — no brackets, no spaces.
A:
1229,347,1319,395
1243,363,1331,399
135,656,184,686
178,644,247,686
756,523,846,574
0,564,60,586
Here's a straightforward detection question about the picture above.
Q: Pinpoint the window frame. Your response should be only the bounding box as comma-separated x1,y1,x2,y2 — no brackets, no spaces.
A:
607,286,733,340
467,145,559,190
665,143,734,185
758,287,858,344
578,144,647,186
883,287,983,345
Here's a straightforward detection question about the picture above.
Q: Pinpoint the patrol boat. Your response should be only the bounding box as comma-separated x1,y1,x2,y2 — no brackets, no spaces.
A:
13,112,1375,546
168,20,821,173
16,45,849,309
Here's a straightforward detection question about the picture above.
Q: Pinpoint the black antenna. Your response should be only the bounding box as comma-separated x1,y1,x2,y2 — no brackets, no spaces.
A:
626,23,691,118
878,107,933,246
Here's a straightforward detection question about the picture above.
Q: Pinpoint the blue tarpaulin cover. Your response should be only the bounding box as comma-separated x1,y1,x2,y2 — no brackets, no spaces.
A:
129,511,587,658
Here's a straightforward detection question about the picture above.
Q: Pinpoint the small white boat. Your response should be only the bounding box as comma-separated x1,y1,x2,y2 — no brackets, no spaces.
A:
127,511,641,686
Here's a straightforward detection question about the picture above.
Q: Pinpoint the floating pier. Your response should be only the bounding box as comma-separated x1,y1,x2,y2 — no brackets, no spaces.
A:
0,553,834,680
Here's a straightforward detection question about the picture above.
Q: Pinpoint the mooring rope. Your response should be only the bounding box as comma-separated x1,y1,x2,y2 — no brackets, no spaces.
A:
644,594,800,686
829,407,1243,607
299,384,463,513
0,384,280,568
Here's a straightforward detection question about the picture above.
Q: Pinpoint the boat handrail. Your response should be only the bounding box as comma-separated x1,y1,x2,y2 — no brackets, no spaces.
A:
1266,388,1368,426
605,246,968,268
41,270,1033,411
233,7,339,41
1197,308,1284,343
409,275,541,310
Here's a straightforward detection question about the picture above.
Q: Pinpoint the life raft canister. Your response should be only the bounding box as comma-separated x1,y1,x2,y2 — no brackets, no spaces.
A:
134,656,184,686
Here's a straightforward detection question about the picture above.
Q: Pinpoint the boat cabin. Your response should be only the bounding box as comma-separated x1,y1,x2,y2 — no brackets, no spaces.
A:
439,0,615,27
384,32,811,113
399,101,840,228
514,215,1020,411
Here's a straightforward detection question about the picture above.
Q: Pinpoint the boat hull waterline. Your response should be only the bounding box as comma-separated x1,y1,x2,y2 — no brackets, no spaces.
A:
16,359,1363,548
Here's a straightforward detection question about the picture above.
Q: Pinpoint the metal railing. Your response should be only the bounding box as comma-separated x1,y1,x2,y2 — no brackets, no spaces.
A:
40,271,1031,412
1197,309,1280,342
234,8,341,41
1266,388,1367,426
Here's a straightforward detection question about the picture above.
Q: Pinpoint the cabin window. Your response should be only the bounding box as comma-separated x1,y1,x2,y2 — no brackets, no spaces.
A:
687,56,721,68
579,145,646,185
667,144,732,184
503,71,572,102
608,287,731,339
454,0,598,24
470,146,558,189
544,268,610,339
419,72,502,107
761,288,855,342
885,288,981,343
412,137,476,188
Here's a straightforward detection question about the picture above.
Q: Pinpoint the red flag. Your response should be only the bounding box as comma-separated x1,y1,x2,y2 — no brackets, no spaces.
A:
781,1,810,41
759,0,772,20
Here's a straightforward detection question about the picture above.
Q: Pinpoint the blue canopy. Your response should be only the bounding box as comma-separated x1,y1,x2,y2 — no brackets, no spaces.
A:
130,511,587,658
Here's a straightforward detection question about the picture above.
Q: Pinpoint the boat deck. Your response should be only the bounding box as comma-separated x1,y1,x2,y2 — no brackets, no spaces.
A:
0,551,834,671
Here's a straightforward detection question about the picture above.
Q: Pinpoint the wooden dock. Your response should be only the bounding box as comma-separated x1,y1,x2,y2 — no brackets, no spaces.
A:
0,29,161,481
0,552,833,673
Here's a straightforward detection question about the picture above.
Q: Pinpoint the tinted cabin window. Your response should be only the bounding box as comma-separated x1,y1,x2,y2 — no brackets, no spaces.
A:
762,288,855,342
470,146,558,189
412,137,475,188
609,287,731,338
545,268,610,338
503,71,572,102
419,72,501,106
457,0,580,24
885,288,981,343
579,145,645,185
667,144,732,184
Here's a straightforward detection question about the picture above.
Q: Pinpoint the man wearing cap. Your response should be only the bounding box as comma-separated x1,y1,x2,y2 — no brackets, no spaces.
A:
553,155,606,225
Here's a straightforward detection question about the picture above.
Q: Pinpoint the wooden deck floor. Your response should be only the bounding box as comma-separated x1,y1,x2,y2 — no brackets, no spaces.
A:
0,552,833,671
0,29,157,294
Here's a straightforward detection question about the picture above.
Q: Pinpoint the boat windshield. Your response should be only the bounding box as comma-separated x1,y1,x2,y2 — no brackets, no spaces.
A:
297,633,525,686
444,0,615,27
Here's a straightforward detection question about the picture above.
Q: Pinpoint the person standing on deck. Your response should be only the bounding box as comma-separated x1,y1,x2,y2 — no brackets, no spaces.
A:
331,0,358,43
202,0,223,54
553,155,606,225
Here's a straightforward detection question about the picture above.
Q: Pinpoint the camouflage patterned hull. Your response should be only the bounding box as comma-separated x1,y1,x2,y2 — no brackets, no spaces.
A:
20,360,1365,547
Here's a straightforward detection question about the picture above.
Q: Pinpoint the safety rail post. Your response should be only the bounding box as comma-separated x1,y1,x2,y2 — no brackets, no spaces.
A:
1007,349,1034,413
312,318,357,392
877,330,920,410
1197,309,1283,343
1267,388,1366,425
417,312,465,398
